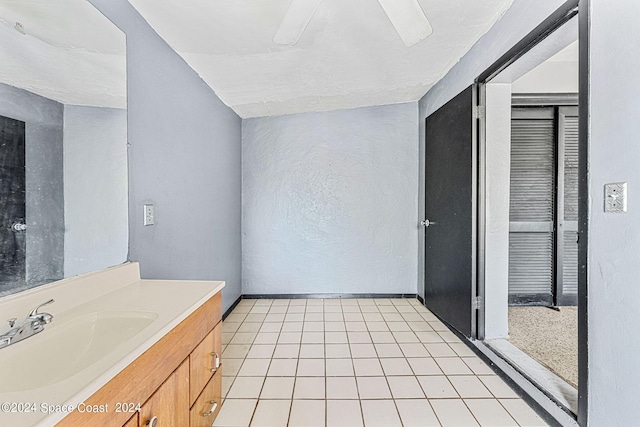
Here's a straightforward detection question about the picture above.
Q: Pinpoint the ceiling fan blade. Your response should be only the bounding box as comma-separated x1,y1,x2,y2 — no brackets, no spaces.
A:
377,0,433,47
273,0,323,46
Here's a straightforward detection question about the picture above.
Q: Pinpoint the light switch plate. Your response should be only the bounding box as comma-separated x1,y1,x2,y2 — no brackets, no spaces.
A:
604,182,627,213
143,204,155,226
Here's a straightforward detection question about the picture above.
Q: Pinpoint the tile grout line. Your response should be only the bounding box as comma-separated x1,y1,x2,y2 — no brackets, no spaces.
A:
250,298,272,427
374,299,411,427
461,397,489,427
353,300,367,427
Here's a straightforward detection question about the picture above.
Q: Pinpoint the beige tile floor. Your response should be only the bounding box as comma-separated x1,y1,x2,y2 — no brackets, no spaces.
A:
215,298,548,427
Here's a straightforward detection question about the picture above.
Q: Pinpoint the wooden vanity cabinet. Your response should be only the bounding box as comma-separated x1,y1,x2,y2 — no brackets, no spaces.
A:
139,360,189,427
189,323,222,406
57,292,222,427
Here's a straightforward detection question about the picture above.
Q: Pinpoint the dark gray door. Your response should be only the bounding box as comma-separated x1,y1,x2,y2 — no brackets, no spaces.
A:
424,86,476,338
0,115,26,289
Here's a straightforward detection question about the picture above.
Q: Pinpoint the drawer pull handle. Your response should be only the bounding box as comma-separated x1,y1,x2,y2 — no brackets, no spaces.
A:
210,352,220,373
146,416,158,427
203,400,218,417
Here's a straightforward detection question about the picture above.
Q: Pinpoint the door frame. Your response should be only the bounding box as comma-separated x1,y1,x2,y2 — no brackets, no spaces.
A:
473,0,588,425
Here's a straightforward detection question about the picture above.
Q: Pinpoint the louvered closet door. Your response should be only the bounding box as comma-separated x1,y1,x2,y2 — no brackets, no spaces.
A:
557,106,579,305
508,108,555,305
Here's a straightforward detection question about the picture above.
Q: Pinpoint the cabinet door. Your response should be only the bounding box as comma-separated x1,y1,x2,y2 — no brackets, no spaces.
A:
190,370,222,427
139,360,189,427
189,322,222,405
123,413,138,427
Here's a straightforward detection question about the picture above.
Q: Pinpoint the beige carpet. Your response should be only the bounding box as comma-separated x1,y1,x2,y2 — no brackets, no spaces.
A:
508,306,578,388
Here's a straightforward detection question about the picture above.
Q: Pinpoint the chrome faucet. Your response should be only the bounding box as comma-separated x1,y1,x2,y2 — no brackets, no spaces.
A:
0,299,55,349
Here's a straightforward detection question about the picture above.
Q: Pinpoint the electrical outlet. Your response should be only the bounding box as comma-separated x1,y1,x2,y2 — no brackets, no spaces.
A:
143,204,155,226
604,182,627,213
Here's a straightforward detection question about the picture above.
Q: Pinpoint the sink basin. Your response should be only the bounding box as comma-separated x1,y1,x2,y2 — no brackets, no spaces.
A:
0,311,158,392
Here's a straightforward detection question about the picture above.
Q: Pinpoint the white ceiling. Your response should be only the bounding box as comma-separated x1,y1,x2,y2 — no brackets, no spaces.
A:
128,0,514,118
0,0,126,108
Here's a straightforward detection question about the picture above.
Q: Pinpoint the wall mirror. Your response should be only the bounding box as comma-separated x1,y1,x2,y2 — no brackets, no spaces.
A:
0,0,127,296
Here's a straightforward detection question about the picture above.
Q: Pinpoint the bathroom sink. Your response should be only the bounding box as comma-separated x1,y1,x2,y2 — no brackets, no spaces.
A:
0,311,158,392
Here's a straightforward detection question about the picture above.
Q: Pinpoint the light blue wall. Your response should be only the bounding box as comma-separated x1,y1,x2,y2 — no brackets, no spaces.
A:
242,103,419,295
63,105,128,278
587,0,640,424
90,0,242,313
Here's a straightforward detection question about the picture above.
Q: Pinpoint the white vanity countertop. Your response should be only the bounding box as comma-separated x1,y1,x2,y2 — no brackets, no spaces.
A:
0,262,224,427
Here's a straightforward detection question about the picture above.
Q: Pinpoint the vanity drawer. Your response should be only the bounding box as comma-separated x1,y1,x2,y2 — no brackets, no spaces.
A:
190,370,222,427
189,322,222,406
139,359,189,427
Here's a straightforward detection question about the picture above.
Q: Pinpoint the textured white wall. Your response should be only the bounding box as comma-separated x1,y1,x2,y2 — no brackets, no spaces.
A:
587,0,640,424
63,105,128,277
242,103,419,295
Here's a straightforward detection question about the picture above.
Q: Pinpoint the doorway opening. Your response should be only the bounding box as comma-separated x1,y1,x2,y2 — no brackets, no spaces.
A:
476,4,584,422
421,1,587,423
508,93,579,391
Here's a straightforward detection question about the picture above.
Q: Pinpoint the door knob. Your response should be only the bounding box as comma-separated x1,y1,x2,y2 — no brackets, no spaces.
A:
421,219,437,227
